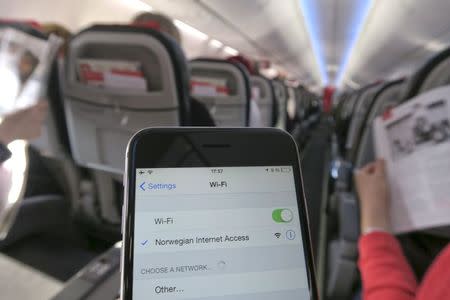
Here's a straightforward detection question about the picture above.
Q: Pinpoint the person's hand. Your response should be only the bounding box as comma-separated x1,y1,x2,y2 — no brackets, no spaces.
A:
0,101,48,144
354,159,391,233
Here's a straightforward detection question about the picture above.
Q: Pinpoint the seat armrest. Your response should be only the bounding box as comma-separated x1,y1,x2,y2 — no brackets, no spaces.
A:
337,192,360,242
0,195,68,247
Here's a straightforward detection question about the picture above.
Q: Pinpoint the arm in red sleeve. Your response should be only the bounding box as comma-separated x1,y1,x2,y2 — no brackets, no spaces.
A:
358,231,418,300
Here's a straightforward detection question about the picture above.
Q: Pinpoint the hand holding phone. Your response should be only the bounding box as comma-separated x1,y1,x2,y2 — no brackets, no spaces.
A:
121,128,318,300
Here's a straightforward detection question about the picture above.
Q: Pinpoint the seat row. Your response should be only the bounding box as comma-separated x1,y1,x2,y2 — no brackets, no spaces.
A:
320,43,450,300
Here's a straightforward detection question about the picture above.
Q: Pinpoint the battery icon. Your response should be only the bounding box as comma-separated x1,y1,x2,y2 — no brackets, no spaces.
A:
281,167,291,173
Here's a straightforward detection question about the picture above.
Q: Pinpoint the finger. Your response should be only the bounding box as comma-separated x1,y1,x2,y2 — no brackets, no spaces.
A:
37,100,49,108
360,161,377,174
374,159,386,176
34,102,49,113
33,103,49,119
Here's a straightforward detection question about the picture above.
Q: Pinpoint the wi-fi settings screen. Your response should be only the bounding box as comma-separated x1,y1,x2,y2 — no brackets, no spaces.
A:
132,166,310,299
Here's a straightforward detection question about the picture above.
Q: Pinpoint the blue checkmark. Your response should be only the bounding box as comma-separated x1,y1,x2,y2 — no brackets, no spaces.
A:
141,240,148,246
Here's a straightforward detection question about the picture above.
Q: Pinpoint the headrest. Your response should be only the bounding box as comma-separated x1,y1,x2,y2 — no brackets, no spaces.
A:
272,80,287,128
0,20,45,39
226,55,255,75
402,46,450,101
354,79,405,167
273,80,287,98
345,83,383,160
250,75,277,126
0,19,42,29
132,20,161,31
294,86,309,119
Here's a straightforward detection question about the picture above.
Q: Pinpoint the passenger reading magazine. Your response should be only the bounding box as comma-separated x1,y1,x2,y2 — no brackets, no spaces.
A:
373,86,450,233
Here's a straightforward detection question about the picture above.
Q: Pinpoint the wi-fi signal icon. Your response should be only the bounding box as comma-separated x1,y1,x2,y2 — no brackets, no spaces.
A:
274,233,281,239
147,170,153,175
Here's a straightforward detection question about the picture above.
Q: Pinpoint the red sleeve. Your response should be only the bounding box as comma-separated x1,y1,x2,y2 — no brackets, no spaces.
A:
416,244,450,300
358,232,418,300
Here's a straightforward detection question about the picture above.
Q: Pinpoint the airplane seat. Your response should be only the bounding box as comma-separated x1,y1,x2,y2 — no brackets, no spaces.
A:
292,90,322,148
270,81,280,127
52,26,197,299
307,98,322,126
329,84,382,189
290,87,313,146
402,46,450,101
272,80,288,129
354,80,405,167
334,92,360,154
285,86,298,132
294,86,309,122
64,24,191,235
327,68,450,297
344,83,382,163
323,80,406,300
189,58,251,126
250,75,277,127
328,84,383,224
0,251,63,299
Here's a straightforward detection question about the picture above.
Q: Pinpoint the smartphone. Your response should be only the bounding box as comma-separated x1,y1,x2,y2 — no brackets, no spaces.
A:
121,128,318,300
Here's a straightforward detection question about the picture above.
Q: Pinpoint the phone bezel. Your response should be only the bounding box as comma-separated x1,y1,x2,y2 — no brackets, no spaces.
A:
122,127,318,300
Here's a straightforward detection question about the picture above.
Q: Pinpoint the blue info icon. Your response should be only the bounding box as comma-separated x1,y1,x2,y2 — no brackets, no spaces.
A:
286,230,296,240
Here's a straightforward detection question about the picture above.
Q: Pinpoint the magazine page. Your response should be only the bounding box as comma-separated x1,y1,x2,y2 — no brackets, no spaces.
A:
373,86,450,234
0,28,61,115
191,76,230,98
77,58,147,91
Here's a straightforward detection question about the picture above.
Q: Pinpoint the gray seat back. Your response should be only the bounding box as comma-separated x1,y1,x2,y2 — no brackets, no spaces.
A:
417,57,450,94
355,80,405,167
189,59,250,126
339,93,358,121
402,46,450,101
64,25,188,174
272,80,288,129
250,75,276,127
345,84,382,162
286,86,298,121
63,25,191,227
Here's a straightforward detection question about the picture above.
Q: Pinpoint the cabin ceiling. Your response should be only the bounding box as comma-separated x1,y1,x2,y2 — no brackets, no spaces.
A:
148,0,450,90
2,0,450,91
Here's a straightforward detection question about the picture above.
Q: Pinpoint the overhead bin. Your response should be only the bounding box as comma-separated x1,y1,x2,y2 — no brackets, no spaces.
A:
272,80,288,130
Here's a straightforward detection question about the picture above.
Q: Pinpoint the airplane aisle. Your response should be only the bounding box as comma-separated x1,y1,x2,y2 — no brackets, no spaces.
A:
300,119,333,261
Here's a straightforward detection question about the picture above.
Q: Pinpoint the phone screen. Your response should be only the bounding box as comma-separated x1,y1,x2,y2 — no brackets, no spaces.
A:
132,166,311,299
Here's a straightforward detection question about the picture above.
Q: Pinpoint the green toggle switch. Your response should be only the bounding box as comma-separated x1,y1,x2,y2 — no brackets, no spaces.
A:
272,208,293,223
